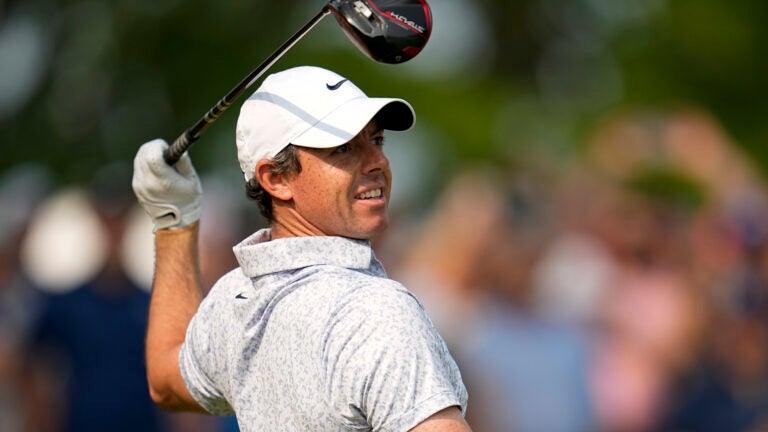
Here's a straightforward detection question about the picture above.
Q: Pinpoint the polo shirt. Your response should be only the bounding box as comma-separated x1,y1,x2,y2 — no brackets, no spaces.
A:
180,229,467,431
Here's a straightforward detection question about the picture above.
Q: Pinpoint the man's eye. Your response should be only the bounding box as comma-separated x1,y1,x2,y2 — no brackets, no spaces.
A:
333,143,350,154
372,136,385,146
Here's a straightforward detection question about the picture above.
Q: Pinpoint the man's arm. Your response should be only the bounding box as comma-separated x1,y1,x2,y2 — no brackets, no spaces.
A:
132,139,206,412
145,223,206,412
409,407,472,432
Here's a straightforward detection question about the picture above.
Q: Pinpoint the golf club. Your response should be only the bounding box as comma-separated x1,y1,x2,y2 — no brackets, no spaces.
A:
163,0,433,165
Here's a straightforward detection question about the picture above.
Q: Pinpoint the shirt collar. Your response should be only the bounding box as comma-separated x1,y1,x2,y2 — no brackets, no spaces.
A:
233,228,377,277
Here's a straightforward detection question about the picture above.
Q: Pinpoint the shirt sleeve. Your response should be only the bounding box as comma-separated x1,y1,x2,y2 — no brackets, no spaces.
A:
323,283,468,432
178,282,235,416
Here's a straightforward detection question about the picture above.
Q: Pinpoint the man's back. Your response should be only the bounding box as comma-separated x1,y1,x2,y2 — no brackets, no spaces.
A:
180,231,467,431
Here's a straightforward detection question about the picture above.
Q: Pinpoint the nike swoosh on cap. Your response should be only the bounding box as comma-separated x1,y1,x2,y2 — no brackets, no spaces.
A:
326,79,348,91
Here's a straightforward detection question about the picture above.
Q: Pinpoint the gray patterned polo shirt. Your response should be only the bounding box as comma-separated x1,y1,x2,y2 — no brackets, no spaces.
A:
179,229,468,432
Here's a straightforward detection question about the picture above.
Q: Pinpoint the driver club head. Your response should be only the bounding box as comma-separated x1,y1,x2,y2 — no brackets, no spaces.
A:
328,0,432,64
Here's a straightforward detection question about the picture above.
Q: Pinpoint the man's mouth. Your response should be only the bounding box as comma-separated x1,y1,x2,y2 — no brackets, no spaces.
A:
355,188,383,200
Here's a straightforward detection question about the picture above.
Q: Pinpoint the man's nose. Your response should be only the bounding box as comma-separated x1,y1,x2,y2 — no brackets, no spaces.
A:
361,142,389,174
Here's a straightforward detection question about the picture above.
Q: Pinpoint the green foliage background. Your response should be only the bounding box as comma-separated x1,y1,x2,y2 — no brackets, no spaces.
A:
1,0,766,199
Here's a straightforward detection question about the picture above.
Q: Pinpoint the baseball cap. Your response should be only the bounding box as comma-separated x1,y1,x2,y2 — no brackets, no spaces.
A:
236,66,415,180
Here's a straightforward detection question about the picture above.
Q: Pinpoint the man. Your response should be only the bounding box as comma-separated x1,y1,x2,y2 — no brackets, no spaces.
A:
132,66,470,431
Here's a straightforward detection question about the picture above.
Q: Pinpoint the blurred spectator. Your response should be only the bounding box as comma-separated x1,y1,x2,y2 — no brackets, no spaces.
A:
394,169,515,349
394,169,596,432
590,269,706,432
581,106,768,431
19,166,172,432
660,203,768,431
0,165,52,432
390,104,768,432
16,167,249,432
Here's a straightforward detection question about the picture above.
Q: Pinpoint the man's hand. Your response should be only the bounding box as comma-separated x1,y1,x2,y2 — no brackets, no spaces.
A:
132,139,202,230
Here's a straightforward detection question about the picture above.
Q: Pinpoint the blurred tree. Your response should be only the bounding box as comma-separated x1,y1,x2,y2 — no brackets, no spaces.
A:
1,0,767,188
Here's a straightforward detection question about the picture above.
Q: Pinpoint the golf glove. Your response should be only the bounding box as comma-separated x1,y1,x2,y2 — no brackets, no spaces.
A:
132,139,202,230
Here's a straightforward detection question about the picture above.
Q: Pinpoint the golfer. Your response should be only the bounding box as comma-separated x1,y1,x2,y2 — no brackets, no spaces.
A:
132,66,470,431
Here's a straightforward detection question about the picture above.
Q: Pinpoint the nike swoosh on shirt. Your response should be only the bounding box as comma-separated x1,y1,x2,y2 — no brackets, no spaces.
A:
235,293,248,300
326,79,348,90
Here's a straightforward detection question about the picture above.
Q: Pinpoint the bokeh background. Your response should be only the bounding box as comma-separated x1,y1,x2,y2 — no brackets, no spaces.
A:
3,0,768,431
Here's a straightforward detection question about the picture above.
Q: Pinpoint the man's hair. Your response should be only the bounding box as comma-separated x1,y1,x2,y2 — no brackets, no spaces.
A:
245,144,302,221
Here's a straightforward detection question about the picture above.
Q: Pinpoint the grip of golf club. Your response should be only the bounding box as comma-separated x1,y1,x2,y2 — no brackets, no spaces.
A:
164,132,193,165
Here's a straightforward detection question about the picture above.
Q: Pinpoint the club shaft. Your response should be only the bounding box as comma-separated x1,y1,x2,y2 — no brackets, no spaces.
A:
164,6,333,165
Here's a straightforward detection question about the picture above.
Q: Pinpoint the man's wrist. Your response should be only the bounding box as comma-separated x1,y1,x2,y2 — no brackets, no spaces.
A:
156,221,200,235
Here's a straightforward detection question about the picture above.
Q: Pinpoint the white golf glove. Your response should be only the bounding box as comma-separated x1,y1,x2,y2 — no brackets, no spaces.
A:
132,139,202,230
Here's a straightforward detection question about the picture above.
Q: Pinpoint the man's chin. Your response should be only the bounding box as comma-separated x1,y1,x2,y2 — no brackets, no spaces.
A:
348,220,389,241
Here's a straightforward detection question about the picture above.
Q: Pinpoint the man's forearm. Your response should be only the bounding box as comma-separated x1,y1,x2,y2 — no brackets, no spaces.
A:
146,222,206,411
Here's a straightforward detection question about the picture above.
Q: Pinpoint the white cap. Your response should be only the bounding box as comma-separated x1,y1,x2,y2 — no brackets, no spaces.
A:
236,66,415,180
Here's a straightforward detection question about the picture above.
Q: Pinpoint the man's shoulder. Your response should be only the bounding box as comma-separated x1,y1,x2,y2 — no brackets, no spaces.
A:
191,267,251,317
208,267,250,295
347,278,418,305
326,277,430,331
311,265,413,304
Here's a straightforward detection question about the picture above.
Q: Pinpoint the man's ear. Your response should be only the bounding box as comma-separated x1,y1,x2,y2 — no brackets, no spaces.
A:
255,160,293,201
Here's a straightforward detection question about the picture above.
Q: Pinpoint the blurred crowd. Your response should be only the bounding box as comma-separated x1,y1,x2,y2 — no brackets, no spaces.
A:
3,104,768,432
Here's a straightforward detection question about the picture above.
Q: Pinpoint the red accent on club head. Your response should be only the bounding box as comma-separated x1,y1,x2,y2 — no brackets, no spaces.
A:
402,45,422,58
367,0,432,40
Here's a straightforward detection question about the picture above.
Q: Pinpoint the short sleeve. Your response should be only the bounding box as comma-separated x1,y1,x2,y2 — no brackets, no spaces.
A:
323,284,468,432
179,282,235,416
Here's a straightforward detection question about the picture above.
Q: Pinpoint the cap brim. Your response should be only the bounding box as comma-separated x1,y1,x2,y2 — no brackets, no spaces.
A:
290,97,415,148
